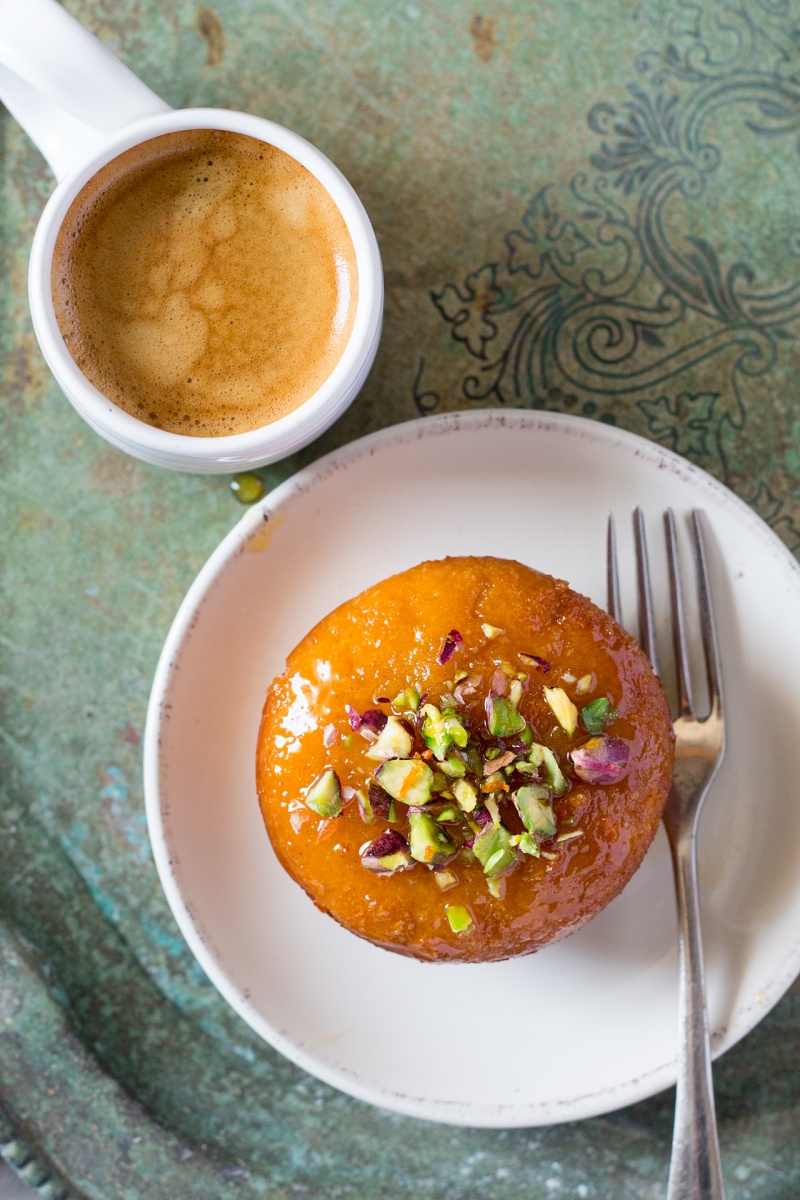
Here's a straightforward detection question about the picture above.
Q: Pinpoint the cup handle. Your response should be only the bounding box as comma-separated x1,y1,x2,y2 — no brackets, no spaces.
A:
0,0,171,181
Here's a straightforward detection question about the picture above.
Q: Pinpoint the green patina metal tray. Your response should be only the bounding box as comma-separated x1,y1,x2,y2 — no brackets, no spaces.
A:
1,1,799,1196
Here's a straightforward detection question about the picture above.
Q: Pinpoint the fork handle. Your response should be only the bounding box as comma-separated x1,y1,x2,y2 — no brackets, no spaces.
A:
666,827,726,1200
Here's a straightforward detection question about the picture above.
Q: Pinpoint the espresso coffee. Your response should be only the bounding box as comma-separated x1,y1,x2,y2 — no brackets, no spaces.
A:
52,130,358,437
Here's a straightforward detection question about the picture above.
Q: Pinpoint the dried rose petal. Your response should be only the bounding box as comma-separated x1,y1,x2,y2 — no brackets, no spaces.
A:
474,807,493,826
374,696,390,704
360,709,388,733
570,736,630,784
346,704,361,731
438,629,463,665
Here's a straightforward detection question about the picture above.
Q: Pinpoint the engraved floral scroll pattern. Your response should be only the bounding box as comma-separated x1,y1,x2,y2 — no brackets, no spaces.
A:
420,0,800,551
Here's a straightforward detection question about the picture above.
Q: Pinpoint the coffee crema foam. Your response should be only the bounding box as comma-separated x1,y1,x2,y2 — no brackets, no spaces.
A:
52,130,358,437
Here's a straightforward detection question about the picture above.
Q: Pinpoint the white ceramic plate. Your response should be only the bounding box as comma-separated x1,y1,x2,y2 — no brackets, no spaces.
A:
144,410,800,1127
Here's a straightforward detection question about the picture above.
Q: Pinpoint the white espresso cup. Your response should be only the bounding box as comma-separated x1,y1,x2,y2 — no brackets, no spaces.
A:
0,0,383,473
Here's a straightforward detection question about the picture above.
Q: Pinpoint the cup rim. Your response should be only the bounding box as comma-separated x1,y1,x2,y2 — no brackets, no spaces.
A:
28,107,383,466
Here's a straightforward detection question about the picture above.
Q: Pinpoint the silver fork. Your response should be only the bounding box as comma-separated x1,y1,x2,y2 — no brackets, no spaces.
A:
608,508,727,1200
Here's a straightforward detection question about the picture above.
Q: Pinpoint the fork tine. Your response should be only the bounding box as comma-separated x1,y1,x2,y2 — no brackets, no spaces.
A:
665,510,694,719
691,510,724,717
607,513,622,623
633,508,660,675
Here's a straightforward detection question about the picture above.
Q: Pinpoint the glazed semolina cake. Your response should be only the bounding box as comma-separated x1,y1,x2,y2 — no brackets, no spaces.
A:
256,556,675,963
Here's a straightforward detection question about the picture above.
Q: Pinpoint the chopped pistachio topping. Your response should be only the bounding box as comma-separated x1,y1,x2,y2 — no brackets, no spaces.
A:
355,788,373,824
484,795,502,826
528,743,568,795
393,686,421,712
544,686,579,736
516,832,542,857
434,867,458,891
486,694,526,738
365,715,414,762
438,753,467,778
453,778,478,813
376,757,435,806
361,829,414,874
473,822,517,876
581,696,619,734
338,633,630,885
514,785,557,838
436,806,461,822
421,703,469,761
557,829,585,843
304,769,343,818
446,904,475,934
408,810,456,865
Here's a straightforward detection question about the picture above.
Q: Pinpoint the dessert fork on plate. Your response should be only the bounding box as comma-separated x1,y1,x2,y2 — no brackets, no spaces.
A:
607,509,726,1200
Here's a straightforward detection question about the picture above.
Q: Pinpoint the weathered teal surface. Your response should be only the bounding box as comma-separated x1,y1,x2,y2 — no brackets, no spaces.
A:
2,1,800,1196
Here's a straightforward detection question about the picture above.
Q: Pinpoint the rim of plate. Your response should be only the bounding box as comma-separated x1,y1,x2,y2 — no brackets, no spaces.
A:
143,408,800,1126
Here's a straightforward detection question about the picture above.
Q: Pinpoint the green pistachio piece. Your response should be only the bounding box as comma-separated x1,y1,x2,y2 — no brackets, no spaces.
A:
481,623,503,639
544,686,578,735
514,785,556,838
581,696,620,734
486,876,504,899
486,694,526,738
393,686,421,713
517,832,542,857
446,905,475,934
365,715,414,762
444,711,469,747
434,867,458,891
453,778,478,813
438,753,467,778
355,788,373,824
508,678,524,707
484,795,502,826
376,757,435,806
435,806,461,823
421,704,469,761
528,743,568,795
473,822,517,876
303,768,343,818
408,811,457,865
